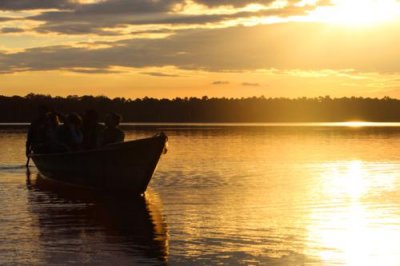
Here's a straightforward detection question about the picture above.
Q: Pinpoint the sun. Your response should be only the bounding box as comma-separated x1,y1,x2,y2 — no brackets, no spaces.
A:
310,0,400,26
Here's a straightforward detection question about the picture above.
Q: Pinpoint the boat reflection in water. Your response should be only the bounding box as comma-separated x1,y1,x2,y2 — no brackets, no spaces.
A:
26,169,168,265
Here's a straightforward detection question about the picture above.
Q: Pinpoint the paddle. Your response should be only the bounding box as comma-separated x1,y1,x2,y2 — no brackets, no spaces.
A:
26,147,31,167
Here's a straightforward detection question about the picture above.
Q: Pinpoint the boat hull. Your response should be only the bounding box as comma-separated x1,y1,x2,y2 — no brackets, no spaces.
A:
31,134,167,194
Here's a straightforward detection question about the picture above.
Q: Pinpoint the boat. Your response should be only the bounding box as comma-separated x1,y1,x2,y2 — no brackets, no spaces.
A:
30,133,168,194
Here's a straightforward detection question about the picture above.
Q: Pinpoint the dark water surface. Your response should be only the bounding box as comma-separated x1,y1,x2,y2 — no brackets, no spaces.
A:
2,124,400,265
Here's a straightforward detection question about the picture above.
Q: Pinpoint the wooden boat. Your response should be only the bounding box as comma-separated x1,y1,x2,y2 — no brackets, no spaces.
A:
30,133,167,194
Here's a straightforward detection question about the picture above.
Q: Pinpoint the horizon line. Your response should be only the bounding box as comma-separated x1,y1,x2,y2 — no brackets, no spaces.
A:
2,94,400,101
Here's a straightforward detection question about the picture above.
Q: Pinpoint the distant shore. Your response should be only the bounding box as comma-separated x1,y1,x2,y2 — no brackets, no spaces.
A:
3,122,400,128
2,94,400,123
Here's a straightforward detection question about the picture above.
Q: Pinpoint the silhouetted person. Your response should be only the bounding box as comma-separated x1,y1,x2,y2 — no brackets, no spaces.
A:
26,105,49,157
58,113,83,150
82,109,105,149
35,112,68,153
102,113,125,146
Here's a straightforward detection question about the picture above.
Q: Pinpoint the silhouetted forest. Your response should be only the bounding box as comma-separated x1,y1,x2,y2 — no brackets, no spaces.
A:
2,94,400,122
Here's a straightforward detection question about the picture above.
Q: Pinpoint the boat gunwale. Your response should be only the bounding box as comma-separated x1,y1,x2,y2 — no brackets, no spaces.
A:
30,135,166,158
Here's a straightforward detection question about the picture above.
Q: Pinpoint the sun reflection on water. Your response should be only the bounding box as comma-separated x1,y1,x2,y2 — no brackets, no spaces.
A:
306,160,400,265
324,160,367,199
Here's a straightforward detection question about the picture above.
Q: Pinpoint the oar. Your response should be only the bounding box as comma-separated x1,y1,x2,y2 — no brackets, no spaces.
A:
25,145,32,167
26,151,31,167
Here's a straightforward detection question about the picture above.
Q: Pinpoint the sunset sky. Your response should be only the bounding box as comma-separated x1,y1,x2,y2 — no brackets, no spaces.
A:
1,0,400,99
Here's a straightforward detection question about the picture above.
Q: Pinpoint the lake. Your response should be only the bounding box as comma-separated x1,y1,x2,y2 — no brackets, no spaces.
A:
2,123,400,265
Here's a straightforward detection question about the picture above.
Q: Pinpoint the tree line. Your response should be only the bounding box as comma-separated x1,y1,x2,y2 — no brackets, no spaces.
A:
1,94,400,122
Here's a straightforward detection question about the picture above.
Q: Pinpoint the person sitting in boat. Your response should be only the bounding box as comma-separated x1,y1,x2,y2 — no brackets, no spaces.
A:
26,105,49,156
102,112,125,146
82,109,105,149
58,113,83,150
34,112,68,153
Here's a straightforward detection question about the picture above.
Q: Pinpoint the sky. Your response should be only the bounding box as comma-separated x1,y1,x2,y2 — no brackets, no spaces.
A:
1,0,400,99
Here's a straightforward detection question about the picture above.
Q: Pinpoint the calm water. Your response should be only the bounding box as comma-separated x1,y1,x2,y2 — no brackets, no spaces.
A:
2,124,400,265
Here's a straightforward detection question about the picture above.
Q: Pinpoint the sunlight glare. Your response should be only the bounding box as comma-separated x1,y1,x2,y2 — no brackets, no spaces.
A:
305,161,400,265
310,0,400,26
342,121,371,128
323,160,367,199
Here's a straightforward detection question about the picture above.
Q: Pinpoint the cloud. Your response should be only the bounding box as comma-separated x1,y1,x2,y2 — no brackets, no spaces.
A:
26,0,322,35
193,0,290,7
0,0,72,10
32,5,315,35
0,27,25,33
0,0,184,35
131,29,175,35
0,16,19,23
212,81,230,85
242,82,260,86
2,22,400,74
0,0,316,12
35,23,122,36
141,72,180,77
64,67,123,74
0,0,180,12
192,0,332,8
